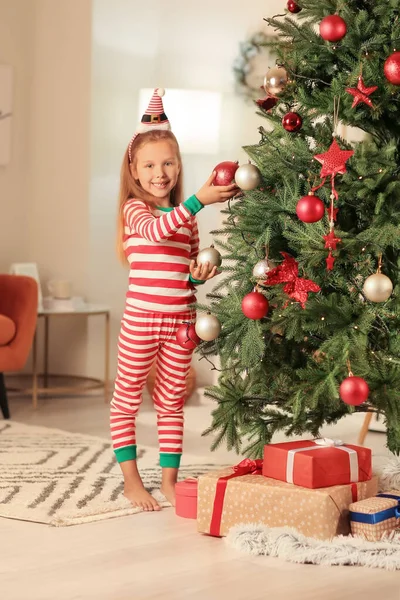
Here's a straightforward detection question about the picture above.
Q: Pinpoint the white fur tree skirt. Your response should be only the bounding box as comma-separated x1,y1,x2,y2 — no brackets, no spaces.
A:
226,525,400,570
226,458,400,570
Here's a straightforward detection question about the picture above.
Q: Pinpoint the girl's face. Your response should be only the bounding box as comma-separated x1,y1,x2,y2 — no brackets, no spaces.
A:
131,140,181,204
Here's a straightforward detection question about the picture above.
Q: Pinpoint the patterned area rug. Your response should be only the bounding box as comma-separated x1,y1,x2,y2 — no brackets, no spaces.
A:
0,421,221,527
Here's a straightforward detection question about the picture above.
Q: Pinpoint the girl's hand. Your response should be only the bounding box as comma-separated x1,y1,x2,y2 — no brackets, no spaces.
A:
190,260,220,281
196,172,241,206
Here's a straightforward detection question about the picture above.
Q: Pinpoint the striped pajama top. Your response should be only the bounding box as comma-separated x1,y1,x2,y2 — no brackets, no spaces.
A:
123,195,204,313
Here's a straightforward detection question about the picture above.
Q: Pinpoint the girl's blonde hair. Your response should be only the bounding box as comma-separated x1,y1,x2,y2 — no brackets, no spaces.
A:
116,129,184,264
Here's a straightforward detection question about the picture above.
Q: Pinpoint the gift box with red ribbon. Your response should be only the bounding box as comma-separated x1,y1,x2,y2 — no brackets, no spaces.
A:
197,459,377,540
262,438,372,489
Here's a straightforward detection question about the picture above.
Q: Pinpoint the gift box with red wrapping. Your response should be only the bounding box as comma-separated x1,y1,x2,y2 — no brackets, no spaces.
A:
197,459,378,540
262,438,372,489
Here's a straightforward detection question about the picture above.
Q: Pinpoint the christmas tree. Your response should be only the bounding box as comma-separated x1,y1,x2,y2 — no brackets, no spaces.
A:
200,0,400,457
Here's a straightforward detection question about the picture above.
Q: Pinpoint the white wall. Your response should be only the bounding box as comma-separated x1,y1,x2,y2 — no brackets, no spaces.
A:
0,0,34,267
89,0,285,386
1,0,92,376
0,0,286,388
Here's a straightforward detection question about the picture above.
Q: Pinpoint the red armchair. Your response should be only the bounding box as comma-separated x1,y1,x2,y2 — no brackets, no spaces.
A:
0,275,38,418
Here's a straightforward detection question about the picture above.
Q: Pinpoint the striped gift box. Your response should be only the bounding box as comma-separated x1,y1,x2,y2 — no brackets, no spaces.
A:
349,491,400,541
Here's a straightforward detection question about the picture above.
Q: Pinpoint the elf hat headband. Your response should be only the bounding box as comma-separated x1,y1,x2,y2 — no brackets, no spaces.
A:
128,88,171,163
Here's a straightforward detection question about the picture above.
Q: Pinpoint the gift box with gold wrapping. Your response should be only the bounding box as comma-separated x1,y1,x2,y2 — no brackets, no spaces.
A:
349,491,400,541
197,460,378,541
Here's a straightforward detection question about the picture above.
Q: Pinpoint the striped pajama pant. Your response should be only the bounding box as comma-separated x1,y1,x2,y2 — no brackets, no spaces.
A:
110,307,194,468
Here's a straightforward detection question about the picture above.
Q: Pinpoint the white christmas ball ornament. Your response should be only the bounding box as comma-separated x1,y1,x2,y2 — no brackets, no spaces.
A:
252,259,274,279
196,245,222,268
363,273,393,302
235,163,261,191
195,313,222,341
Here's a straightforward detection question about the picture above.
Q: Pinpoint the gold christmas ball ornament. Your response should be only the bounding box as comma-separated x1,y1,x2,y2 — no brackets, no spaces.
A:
263,66,289,96
252,258,274,280
195,313,222,341
196,245,222,268
363,273,393,303
235,163,261,191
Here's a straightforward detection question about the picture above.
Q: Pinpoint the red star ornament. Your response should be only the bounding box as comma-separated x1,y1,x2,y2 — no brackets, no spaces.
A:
326,205,339,221
265,252,321,309
346,76,378,109
323,230,342,250
314,139,354,178
326,251,336,271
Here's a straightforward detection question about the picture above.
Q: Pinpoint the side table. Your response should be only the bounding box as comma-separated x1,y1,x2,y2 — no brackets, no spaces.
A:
10,304,111,408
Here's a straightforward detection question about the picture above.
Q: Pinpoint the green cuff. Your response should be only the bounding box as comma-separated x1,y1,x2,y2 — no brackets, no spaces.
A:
189,274,206,285
160,453,182,468
184,195,204,215
114,445,137,463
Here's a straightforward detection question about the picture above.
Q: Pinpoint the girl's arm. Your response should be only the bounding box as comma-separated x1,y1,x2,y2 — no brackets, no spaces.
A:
189,217,200,260
125,172,239,242
188,217,205,285
124,196,203,243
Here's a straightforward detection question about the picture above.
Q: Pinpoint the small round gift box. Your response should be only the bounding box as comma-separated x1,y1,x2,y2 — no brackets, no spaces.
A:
349,491,400,541
175,478,198,519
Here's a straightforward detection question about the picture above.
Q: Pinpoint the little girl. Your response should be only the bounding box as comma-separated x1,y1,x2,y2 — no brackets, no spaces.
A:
110,89,239,511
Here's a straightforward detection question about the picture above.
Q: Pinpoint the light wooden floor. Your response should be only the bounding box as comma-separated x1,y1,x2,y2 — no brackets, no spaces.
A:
2,391,400,600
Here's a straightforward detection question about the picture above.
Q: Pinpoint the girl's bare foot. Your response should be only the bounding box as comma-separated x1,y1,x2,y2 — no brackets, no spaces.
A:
161,466,179,506
160,481,176,506
124,484,160,511
120,458,160,511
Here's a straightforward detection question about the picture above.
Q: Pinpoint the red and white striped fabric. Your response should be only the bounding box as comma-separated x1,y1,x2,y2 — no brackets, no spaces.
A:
123,199,200,312
110,308,194,465
144,90,168,119
128,88,171,162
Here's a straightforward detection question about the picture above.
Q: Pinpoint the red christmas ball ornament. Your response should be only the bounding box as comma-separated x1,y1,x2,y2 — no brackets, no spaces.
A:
282,112,302,132
287,0,302,13
241,291,269,320
319,15,347,42
176,323,201,349
339,376,369,406
213,161,239,186
296,193,325,223
384,51,400,85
